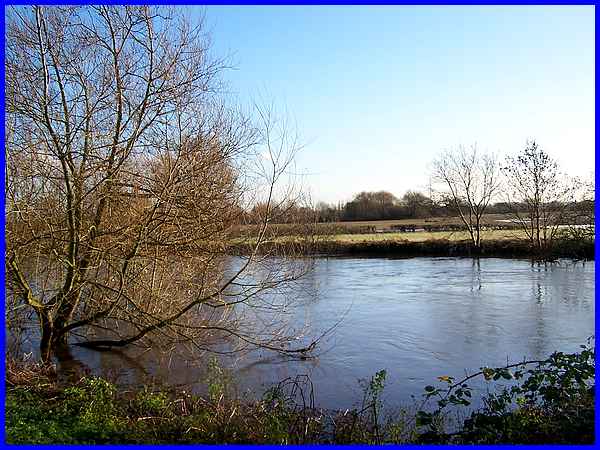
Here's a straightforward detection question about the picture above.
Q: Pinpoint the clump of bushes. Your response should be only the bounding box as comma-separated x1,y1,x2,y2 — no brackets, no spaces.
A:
415,340,595,444
5,342,594,444
6,358,327,444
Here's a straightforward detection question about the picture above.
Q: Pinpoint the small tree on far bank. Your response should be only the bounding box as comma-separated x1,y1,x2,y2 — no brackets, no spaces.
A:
570,172,595,241
431,145,501,248
502,141,578,251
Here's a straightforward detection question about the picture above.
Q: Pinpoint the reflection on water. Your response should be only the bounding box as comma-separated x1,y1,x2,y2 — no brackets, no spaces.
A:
9,257,595,410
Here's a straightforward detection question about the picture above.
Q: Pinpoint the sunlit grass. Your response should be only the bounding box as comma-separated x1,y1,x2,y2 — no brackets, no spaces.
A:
329,229,527,243
231,229,529,247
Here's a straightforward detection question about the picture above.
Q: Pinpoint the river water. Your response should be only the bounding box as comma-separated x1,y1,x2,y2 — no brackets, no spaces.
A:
11,257,595,411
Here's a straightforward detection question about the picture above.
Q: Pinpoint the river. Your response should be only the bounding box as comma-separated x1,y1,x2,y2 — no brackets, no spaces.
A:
10,256,595,411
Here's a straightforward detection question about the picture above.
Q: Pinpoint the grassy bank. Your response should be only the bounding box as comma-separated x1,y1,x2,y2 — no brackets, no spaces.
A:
230,234,594,260
330,229,521,242
6,343,594,444
232,214,594,260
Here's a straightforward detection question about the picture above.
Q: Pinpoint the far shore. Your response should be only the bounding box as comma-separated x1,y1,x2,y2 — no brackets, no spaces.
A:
228,232,594,260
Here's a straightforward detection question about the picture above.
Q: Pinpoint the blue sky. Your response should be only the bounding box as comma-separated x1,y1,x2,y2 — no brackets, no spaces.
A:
196,6,594,204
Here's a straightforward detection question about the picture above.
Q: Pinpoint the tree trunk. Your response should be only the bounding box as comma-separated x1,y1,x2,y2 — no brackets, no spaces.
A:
467,226,476,248
53,290,81,344
38,305,75,362
475,216,481,249
39,313,55,363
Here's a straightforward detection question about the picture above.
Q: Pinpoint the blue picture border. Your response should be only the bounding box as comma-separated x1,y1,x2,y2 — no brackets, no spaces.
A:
1,1,597,448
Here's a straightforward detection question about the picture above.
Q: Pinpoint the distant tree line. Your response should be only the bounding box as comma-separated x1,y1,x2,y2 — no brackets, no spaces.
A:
240,193,567,226
312,191,519,223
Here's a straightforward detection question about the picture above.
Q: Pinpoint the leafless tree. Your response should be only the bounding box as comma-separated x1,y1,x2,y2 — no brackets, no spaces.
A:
431,145,501,248
5,5,317,362
502,141,578,250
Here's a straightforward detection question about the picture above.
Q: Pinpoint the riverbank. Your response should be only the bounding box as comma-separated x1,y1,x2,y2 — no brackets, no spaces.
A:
6,343,594,444
230,235,594,260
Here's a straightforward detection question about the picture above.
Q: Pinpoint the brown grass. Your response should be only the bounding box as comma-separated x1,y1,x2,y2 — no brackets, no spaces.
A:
330,229,526,243
5,358,57,389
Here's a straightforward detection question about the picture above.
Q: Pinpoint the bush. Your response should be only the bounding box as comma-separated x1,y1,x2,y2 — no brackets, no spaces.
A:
414,340,595,444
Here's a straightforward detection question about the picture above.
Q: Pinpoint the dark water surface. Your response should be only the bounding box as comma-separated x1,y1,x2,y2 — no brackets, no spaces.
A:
13,257,595,410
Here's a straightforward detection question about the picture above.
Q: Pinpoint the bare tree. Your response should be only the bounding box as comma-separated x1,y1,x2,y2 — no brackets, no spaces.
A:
5,6,317,362
502,141,578,251
431,145,501,248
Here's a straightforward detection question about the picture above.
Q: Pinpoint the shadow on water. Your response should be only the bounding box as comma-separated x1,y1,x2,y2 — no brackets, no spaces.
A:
53,344,153,385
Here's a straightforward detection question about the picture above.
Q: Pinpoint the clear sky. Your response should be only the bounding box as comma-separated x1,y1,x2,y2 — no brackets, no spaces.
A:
195,6,594,204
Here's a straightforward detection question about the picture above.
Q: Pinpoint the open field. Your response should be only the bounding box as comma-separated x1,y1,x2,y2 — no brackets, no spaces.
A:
232,229,523,245
327,229,525,243
233,214,524,239
319,214,518,231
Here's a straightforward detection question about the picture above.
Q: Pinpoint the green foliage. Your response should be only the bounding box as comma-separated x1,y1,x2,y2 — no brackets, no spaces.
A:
362,368,387,442
205,356,232,403
332,369,390,444
257,387,296,443
6,377,127,444
132,387,171,417
415,340,595,444
258,375,324,444
62,377,118,421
